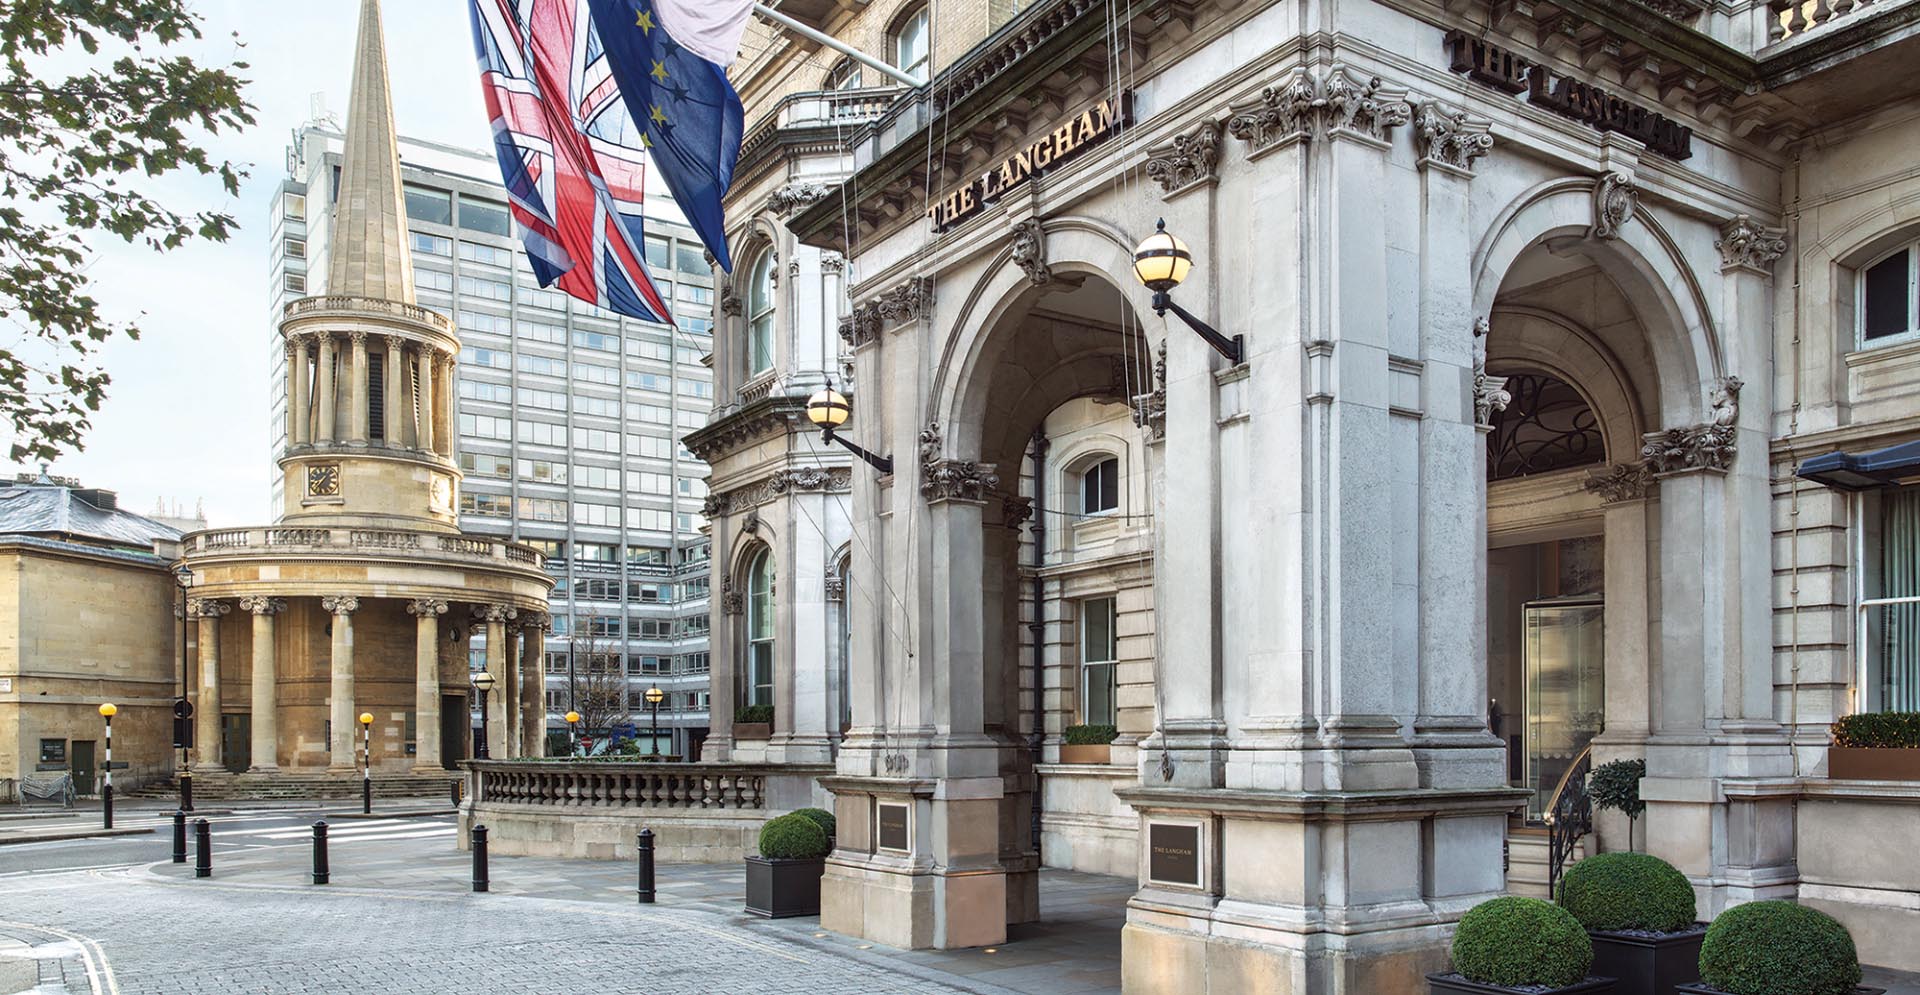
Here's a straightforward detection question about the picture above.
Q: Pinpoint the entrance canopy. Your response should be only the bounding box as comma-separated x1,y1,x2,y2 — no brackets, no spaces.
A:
1798,440,1920,491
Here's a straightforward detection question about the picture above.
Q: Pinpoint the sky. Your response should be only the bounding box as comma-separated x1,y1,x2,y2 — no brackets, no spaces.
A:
3,1,490,526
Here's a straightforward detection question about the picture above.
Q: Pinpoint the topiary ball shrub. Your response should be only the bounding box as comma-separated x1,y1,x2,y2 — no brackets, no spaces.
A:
757,813,829,860
1556,851,1696,933
791,806,836,838
1697,901,1861,995
1451,897,1593,990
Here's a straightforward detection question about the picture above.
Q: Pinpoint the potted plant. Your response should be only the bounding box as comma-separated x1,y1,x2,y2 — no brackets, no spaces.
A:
1678,900,1881,995
1826,712,1920,780
1557,852,1703,994
734,704,774,741
1589,759,1647,851
1429,896,1616,994
1060,724,1117,764
744,812,829,918
791,806,836,850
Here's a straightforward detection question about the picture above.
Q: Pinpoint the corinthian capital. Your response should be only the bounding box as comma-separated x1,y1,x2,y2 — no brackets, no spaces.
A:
320,595,360,616
406,598,449,617
472,603,517,624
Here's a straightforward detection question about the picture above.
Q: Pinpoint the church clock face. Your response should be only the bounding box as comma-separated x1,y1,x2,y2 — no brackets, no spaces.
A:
307,463,341,497
430,474,454,514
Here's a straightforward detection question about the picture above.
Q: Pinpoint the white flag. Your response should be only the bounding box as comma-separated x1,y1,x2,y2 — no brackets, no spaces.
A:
652,0,757,66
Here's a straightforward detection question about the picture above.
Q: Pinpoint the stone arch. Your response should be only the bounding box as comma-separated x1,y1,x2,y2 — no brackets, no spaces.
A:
1472,177,1722,423
1488,304,1650,462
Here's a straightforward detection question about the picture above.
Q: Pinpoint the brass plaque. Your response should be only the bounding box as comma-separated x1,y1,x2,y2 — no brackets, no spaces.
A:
307,463,341,497
877,802,910,852
1148,823,1201,887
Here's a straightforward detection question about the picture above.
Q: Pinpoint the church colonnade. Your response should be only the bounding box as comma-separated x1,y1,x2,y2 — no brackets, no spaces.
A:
283,327,455,455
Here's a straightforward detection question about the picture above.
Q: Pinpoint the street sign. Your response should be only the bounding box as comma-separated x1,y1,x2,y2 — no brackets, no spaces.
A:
173,698,194,719
612,724,637,738
172,698,195,749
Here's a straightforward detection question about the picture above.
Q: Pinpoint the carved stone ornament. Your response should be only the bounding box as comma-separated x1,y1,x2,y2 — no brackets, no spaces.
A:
740,511,761,536
1144,118,1223,194
768,466,840,494
1228,65,1412,154
720,580,744,616
406,598,450,617
1010,218,1051,286
1583,462,1655,503
1132,341,1168,441
821,252,845,275
1414,100,1494,173
1641,379,1740,473
471,603,517,624
1591,172,1637,240
509,611,551,635
188,598,232,618
919,421,944,471
824,573,846,602
701,493,729,519
320,595,361,617
923,458,1001,503
1474,369,1513,427
1003,495,1035,530
238,596,286,616
768,182,832,217
1716,216,1788,272
839,276,933,347
719,290,743,316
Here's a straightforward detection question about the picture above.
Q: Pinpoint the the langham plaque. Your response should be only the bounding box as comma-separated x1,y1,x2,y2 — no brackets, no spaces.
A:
877,802,910,853
1147,823,1201,887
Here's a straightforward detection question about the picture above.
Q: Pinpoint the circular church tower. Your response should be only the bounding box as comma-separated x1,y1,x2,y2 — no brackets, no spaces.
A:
174,0,552,792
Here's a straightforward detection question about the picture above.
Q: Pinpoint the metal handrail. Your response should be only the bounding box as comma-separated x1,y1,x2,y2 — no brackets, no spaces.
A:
1544,745,1594,898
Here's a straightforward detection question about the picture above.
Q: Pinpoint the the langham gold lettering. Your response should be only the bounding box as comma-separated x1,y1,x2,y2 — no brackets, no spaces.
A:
1443,34,1693,161
926,96,1130,231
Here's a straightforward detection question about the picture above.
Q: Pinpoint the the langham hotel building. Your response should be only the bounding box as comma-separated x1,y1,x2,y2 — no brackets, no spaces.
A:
691,0,1920,989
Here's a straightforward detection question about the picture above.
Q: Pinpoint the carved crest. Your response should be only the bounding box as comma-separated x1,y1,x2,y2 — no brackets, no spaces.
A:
1010,218,1051,286
1591,172,1637,240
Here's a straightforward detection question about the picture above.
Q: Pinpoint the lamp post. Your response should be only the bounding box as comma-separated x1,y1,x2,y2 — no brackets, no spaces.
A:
99,703,116,829
173,563,195,812
1133,219,1243,364
644,686,665,758
359,712,374,814
565,711,581,756
472,672,495,760
806,388,893,474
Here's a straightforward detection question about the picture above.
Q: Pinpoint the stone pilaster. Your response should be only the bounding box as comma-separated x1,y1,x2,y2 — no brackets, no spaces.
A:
475,604,516,760
189,598,230,771
239,596,285,771
515,613,549,759
383,335,404,446
348,330,370,443
322,595,361,771
286,336,309,447
316,333,337,445
408,598,448,771
415,345,435,454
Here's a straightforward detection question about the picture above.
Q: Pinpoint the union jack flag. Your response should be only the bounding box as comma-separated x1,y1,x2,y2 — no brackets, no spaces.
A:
468,0,673,323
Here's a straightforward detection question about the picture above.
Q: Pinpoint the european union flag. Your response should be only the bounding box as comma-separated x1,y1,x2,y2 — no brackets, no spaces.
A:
586,0,749,273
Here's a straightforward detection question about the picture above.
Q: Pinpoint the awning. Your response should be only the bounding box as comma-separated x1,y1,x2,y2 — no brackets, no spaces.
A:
1796,439,1920,491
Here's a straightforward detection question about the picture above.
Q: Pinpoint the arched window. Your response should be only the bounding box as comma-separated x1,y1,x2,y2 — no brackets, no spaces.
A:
890,6,929,82
825,57,862,91
1862,238,1918,346
1080,456,1119,515
1484,373,1604,481
745,548,775,707
747,250,775,376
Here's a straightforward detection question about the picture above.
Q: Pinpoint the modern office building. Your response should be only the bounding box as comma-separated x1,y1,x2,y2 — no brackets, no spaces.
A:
265,101,717,758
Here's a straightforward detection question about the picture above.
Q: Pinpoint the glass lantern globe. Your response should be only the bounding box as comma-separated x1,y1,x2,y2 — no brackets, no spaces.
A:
1132,219,1192,292
807,388,852,430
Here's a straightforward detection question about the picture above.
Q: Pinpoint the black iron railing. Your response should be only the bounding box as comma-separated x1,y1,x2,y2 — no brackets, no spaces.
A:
1545,746,1593,898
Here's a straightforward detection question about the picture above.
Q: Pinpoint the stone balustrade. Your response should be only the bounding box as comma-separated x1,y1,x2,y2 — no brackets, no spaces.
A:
283,294,454,334
471,761,779,809
1768,0,1894,42
183,526,544,571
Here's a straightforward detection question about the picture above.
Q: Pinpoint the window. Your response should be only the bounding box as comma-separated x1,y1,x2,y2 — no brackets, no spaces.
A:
520,421,568,447
628,371,669,392
283,193,307,221
461,492,512,517
410,232,451,256
459,379,513,404
461,346,510,369
747,250,775,375
461,452,513,478
575,427,620,452
458,310,512,335
459,241,514,267
519,354,567,378
518,320,566,345
1081,457,1119,515
285,273,306,294
577,542,618,563
571,464,618,491
460,198,513,237
989,0,1033,29
826,57,862,90
628,338,672,362
286,237,308,259
416,269,454,293
644,235,670,270
404,186,453,226
460,275,512,302
891,6,930,81
574,362,619,386
1864,485,1920,712
577,395,619,418
675,243,707,275
1079,597,1118,727
519,387,568,412
517,497,567,522
746,548,774,708
574,501,621,527
459,413,512,441
1862,243,1918,345
628,434,671,459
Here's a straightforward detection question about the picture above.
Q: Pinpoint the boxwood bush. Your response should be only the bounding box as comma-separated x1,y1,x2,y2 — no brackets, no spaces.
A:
791,806,836,838
1555,852,1696,933
757,813,829,860
1697,901,1861,995
1451,897,1592,990
1063,724,1118,746
1830,711,1920,748
735,704,774,725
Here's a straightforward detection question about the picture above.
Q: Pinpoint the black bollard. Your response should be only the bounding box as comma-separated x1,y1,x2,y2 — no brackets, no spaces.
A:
636,828,655,904
102,783,113,830
471,824,489,893
450,780,461,808
180,771,193,813
171,809,187,864
192,818,211,878
312,821,330,885
362,776,372,816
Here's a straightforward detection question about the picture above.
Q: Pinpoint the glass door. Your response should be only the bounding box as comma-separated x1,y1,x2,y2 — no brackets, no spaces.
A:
1523,598,1604,822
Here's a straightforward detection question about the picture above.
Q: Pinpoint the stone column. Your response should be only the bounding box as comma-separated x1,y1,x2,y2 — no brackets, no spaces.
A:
434,353,455,457
415,346,435,454
384,335,405,446
316,333,337,445
239,597,285,771
323,595,361,771
409,599,448,772
190,599,230,771
286,336,308,447
477,605,514,760
518,615,548,758
348,331,370,443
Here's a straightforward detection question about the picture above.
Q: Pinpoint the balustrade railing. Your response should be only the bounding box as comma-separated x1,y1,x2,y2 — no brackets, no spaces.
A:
770,87,905,130
1768,0,1889,42
1544,747,1594,898
467,761,827,810
283,294,454,333
185,527,543,571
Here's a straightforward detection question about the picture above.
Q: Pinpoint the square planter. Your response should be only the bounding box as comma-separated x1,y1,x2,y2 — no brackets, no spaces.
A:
1827,747,1920,780
1058,743,1112,764
744,855,823,918
1428,973,1616,994
1676,986,1882,995
1589,925,1706,995
734,722,772,741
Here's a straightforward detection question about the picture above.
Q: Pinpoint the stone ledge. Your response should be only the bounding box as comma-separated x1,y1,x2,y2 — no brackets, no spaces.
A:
1114,784,1530,822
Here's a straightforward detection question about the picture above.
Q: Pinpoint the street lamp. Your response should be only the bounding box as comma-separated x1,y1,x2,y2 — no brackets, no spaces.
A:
359,712,374,814
472,672,496,760
172,563,195,812
1133,219,1243,364
806,388,893,475
644,686,665,759
565,711,581,756
99,703,116,829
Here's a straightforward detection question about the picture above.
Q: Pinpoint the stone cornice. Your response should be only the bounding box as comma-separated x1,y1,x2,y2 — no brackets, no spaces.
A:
682,393,811,463
839,276,935,348
706,466,854,518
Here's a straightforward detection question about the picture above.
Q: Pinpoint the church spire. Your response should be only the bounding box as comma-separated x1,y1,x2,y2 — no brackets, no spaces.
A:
328,0,415,304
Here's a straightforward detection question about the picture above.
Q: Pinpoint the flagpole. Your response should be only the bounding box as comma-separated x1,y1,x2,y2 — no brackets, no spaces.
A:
750,3,923,88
